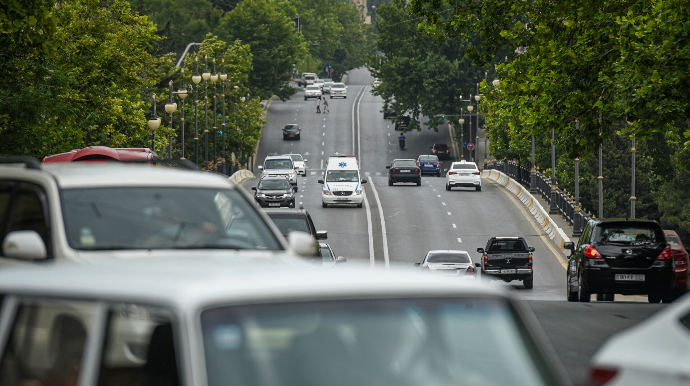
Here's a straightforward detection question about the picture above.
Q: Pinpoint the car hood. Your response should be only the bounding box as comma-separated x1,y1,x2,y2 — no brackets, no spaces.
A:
73,249,297,261
263,169,294,175
257,189,292,195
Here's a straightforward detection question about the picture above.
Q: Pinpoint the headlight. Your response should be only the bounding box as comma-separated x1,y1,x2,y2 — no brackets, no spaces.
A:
354,189,362,195
282,193,292,198
323,190,333,195
256,193,266,198
289,173,296,178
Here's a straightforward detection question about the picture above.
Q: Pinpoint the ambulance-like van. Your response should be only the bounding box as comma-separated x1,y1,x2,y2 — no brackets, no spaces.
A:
318,155,367,208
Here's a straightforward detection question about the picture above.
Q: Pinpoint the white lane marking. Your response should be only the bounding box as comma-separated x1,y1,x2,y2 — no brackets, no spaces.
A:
437,195,441,197
310,171,316,176
321,151,324,155
375,172,381,176
300,195,303,198
364,189,375,268
442,202,446,206
433,189,437,192
457,238,462,243
452,224,457,228
365,172,371,176
447,212,451,215
323,132,325,136
320,159,323,169
388,132,390,136
369,178,390,268
322,142,324,146
299,202,303,205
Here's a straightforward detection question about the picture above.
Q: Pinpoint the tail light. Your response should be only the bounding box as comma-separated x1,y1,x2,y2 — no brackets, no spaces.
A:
483,255,488,266
657,246,673,260
528,254,533,268
674,252,689,266
414,168,420,174
390,168,397,174
449,171,457,175
437,162,441,168
585,245,603,259
472,172,481,175
432,149,437,153
590,367,618,386
446,149,449,153
465,265,475,276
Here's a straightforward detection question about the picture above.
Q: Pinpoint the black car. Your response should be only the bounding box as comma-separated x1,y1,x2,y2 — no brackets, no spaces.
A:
252,177,295,208
394,115,410,130
478,237,534,289
263,207,328,241
431,143,451,160
387,159,421,186
383,106,397,119
565,219,674,303
282,124,301,140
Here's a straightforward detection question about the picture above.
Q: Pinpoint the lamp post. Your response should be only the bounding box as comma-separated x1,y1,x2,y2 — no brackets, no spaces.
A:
572,119,582,237
628,120,636,219
147,94,161,151
220,59,228,174
174,70,188,160
474,91,481,163
202,55,211,166
488,78,500,166
467,97,474,161
211,59,219,166
549,128,558,214
165,80,178,160
192,58,202,166
598,115,603,218
458,115,465,160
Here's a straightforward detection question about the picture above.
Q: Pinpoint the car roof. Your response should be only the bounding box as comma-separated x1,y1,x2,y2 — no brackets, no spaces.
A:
427,250,470,254
285,123,298,127
39,163,234,189
264,155,291,160
0,258,509,311
393,159,416,162
263,208,308,216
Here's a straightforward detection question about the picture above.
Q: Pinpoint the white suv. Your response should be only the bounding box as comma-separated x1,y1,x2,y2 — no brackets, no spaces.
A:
445,160,482,191
258,155,298,190
330,82,347,98
304,85,321,100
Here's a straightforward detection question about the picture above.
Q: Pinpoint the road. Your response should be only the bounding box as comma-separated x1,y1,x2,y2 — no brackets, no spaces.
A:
249,67,665,385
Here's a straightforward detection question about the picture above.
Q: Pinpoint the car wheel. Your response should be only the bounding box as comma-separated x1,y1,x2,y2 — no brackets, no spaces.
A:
322,202,327,208
445,184,450,191
523,274,533,289
416,179,421,186
357,203,363,208
476,186,482,192
661,288,675,303
330,96,333,99
577,271,590,302
437,172,442,177
304,97,307,101
566,270,578,302
388,179,393,186
296,134,300,140
648,291,661,303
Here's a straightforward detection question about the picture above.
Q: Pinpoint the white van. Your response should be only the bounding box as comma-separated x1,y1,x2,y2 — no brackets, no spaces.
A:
318,155,367,208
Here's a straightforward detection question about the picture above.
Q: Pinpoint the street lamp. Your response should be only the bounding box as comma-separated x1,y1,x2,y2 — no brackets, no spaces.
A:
467,98,474,161
474,92,481,163
572,119,582,238
220,59,227,174
165,80,178,160
202,55,211,166
598,114,603,218
211,58,219,166
174,70,188,160
458,116,465,160
627,119,636,219
147,94,161,151
192,58,202,166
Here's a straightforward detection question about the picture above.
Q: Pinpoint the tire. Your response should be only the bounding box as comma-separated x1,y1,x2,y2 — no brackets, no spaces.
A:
437,172,442,177
357,203,363,208
304,97,307,101
566,271,578,302
648,291,661,303
330,96,333,99
388,179,393,186
662,288,675,303
322,202,327,208
416,179,421,186
476,186,482,192
296,134,300,140
596,293,614,301
578,271,590,302
446,184,450,191
523,274,534,289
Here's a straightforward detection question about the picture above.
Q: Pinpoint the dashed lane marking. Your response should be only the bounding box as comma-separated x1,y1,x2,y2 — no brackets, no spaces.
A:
447,212,451,216
452,224,457,228
457,238,462,243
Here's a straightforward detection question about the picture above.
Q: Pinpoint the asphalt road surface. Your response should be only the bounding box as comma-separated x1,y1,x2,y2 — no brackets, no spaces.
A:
247,67,666,386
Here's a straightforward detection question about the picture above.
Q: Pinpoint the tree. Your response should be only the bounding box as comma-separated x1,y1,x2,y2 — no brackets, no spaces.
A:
216,0,305,100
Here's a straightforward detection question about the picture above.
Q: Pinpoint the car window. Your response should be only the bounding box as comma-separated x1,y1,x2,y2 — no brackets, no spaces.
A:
426,253,471,263
325,170,359,182
0,298,98,386
593,223,664,245
264,159,293,169
5,183,50,250
61,187,283,251
665,234,681,247
289,155,303,161
266,214,311,237
306,86,319,90
284,125,298,130
201,299,553,386
418,156,438,162
392,160,417,168
451,164,477,170
488,239,527,252
258,180,291,190
98,304,177,386
332,84,345,88
320,246,334,262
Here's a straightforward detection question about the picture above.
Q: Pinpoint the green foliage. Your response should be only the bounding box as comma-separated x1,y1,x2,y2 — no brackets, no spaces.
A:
0,0,58,53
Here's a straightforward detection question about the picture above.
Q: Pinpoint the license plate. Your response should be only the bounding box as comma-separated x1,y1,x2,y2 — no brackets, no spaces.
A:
439,270,457,275
615,274,645,282
289,135,295,137
501,269,517,274
461,173,469,176
400,170,411,173
268,203,280,207
336,198,349,201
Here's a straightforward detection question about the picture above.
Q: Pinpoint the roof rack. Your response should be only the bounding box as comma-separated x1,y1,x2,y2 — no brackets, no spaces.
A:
0,157,42,170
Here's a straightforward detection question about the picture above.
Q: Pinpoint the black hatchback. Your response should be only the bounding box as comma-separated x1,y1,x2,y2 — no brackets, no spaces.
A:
565,219,674,303
282,124,300,140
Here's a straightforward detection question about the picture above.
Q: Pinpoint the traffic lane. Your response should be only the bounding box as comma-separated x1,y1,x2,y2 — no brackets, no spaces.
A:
528,301,665,386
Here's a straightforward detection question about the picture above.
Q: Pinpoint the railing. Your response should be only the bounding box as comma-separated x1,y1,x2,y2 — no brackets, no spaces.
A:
485,161,591,229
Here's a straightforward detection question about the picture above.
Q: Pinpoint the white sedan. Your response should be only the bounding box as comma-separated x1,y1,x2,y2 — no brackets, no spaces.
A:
285,153,307,176
589,293,690,386
445,160,482,191
304,85,321,100
414,250,479,278
323,81,334,93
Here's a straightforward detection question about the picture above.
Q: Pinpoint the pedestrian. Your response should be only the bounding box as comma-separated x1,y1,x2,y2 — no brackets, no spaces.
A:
316,96,321,114
323,98,329,114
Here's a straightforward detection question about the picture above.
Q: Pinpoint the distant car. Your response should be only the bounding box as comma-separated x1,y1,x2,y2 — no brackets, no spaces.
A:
383,105,397,119
417,155,441,176
372,78,382,88
298,72,317,87
304,85,321,100
329,82,347,98
589,292,690,386
252,176,295,208
283,123,301,140
314,79,325,90
284,153,307,176
387,159,421,186
565,219,673,303
263,208,327,241
665,230,689,297
322,81,334,93
478,237,534,289
431,143,451,159
394,115,410,130
414,250,478,278
445,160,481,191
319,242,347,266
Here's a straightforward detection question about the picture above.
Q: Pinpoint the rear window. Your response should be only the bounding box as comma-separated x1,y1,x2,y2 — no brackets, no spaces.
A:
594,222,665,245
427,253,471,263
266,214,310,237
451,163,478,170
665,234,681,247
419,156,439,162
393,160,417,168
489,239,527,252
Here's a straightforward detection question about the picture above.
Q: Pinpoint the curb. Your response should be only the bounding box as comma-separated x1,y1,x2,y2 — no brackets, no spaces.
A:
229,169,255,184
482,169,572,251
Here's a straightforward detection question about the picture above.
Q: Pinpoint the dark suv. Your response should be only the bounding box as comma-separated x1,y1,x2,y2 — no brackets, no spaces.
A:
565,219,674,303
252,176,295,208
394,116,410,130
431,143,451,159
263,208,327,241
282,124,301,140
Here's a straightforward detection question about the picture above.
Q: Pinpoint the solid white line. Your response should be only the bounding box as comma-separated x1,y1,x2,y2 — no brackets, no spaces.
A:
452,224,457,228
323,132,325,136
457,238,462,243
364,192,375,268
447,212,451,215
369,178,390,268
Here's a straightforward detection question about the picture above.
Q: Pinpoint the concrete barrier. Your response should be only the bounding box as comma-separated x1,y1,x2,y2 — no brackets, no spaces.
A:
229,169,255,184
481,170,571,251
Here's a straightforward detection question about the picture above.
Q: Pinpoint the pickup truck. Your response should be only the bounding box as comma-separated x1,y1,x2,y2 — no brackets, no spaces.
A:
477,236,534,289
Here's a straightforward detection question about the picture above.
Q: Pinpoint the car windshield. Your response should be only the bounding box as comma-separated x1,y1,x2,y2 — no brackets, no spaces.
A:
61,187,283,251
306,86,319,90
320,246,334,262
201,298,553,386
264,159,293,170
324,82,333,87
289,154,303,161
305,76,315,80
266,214,310,237
332,83,345,89
488,239,527,252
452,163,477,170
258,180,291,190
284,125,299,131
419,156,438,162
665,234,681,247
393,160,417,168
326,170,359,182
426,253,471,263
594,223,664,245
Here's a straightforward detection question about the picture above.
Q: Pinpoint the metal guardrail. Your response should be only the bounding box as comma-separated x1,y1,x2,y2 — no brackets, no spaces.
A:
486,161,591,229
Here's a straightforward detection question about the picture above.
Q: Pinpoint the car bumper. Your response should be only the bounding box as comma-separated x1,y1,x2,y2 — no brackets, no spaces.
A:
283,132,300,138
447,176,481,187
322,193,364,205
420,167,440,175
389,174,421,183
585,267,674,295
483,268,532,280
331,93,346,98
255,197,294,207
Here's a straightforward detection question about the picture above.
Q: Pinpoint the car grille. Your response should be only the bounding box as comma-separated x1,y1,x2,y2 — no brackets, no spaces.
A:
334,191,352,196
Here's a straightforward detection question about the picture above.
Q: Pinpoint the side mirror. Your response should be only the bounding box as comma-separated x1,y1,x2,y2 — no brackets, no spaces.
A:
304,159,308,162
317,179,324,184
316,230,328,240
287,231,319,258
251,187,257,190
477,248,484,254
443,168,449,172
2,231,47,260
475,262,481,268
336,256,347,264
414,263,421,267
564,242,575,251
257,165,263,170
529,247,535,252
361,179,367,184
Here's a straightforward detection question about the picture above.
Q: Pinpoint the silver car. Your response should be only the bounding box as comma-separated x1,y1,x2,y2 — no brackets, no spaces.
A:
285,153,307,176
259,155,298,190
414,250,478,278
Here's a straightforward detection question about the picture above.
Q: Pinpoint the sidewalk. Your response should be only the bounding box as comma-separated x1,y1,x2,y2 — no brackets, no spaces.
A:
530,187,581,246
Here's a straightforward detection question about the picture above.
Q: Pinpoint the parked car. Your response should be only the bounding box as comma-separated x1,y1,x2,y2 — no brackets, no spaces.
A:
445,160,481,191
565,219,673,303
394,115,410,130
304,85,321,100
478,237,534,289
0,258,573,386
431,143,451,159
263,207,327,241
283,124,301,140
664,230,689,298
414,250,479,278
589,291,690,385
252,176,295,208
319,242,347,266
417,155,441,176
387,159,421,186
